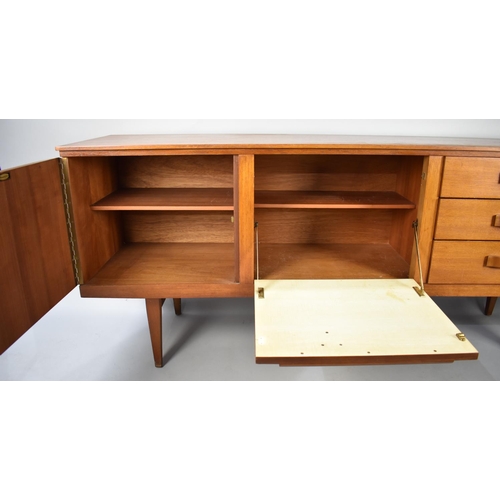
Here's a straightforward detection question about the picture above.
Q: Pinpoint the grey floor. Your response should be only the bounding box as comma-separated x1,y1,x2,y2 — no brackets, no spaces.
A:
1,288,499,380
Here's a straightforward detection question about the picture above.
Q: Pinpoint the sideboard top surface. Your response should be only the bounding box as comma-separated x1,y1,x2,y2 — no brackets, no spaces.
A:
56,134,500,156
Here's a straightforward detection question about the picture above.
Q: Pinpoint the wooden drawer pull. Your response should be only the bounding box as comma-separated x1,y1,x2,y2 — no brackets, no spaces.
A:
485,255,500,268
493,215,500,227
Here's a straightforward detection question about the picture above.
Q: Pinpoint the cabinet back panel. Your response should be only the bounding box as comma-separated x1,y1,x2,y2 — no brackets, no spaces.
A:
117,156,234,188
257,244,410,280
123,212,235,243
255,155,402,191
255,209,393,244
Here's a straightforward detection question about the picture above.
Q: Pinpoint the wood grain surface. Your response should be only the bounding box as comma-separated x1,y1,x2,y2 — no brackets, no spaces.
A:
0,159,75,354
84,243,236,285
234,155,255,284
255,190,415,209
435,199,500,240
56,134,500,156
66,157,122,282
441,157,500,198
146,299,164,368
429,241,500,284
117,155,233,188
255,155,400,191
410,157,444,283
254,208,393,244
257,243,409,280
92,188,234,211
122,212,234,243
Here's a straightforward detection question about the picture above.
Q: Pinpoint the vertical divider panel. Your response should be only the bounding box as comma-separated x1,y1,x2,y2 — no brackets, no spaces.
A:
389,157,424,263
410,156,444,283
234,155,255,283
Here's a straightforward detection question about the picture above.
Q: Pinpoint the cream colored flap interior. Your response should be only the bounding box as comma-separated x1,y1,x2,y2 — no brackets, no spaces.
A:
254,279,478,363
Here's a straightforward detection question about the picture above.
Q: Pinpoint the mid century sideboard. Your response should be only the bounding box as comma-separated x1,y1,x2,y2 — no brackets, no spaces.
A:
2,134,500,367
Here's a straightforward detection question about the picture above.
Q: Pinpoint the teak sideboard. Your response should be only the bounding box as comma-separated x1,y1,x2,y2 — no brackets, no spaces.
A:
2,134,500,368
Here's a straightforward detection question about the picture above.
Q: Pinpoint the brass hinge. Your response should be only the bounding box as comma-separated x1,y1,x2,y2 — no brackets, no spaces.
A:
456,333,466,342
59,158,82,285
257,287,264,299
0,172,10,181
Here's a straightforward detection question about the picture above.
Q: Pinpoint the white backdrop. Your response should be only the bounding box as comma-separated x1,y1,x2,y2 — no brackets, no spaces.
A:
1,119,500,170
3,4,499,498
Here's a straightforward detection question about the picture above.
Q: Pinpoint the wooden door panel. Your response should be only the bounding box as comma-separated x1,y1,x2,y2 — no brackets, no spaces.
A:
0,186,31,353
0,160,76,355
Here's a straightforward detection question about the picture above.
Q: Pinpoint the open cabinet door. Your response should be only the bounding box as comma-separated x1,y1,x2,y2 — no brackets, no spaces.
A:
255,279,478,366
0,159,76,354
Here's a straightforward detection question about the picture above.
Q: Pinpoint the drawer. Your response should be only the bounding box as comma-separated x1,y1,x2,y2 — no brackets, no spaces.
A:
428,241,500,284
441,157,500,198
435,199,500,240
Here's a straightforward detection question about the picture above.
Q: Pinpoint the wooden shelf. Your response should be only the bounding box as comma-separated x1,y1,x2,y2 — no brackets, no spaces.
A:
85,243,235,286
91,188,233,211
258,243,409,280
254,191,415,209
91,189,414,211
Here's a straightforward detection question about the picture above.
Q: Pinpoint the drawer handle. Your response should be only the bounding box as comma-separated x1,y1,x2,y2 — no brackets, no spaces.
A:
493,215,500,227
485,255,500,269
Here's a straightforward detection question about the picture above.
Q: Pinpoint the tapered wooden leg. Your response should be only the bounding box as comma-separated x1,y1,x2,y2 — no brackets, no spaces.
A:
485,297,498,316
173,298,182,316
146,299,164,368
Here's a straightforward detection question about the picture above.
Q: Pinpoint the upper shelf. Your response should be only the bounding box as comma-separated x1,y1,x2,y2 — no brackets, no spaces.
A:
92,188,416,211
92,188,233,211
254,191,415,209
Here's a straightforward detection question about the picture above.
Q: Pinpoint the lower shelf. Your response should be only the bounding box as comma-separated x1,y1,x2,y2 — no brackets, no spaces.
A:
81,242,410,297
85,243,236,286
258,243,410,280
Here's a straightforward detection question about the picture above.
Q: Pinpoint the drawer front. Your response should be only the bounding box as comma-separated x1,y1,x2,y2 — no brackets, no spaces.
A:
435,199,500,240
429,241,500,284
441,157,500,198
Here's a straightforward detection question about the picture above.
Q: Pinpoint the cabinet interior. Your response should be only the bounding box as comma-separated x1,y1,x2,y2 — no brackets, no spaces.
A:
67,155,236,286
66,153,424,287
254,155,424,280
